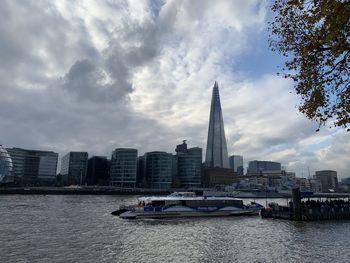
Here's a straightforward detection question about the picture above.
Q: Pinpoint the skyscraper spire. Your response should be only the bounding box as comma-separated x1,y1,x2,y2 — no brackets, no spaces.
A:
205,81,229,168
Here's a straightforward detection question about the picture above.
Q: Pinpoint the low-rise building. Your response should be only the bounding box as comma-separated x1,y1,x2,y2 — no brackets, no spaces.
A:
202,167,237,187
7,147,58,186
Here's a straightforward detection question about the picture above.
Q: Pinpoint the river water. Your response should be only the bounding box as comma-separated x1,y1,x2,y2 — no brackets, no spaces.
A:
0,195,349,263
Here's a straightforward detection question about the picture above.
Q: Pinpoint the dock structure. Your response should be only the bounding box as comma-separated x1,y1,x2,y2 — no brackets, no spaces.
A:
261,188,350,221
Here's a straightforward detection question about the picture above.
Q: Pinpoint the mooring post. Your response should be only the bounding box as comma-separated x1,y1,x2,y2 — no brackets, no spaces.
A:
292,188,302,221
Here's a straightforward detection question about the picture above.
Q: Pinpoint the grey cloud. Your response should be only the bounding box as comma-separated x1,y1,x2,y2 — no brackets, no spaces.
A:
58,1,172,104
0,79,174,160
0,0,181,157
0,0,348,180
0,0,99,91
61,59,129,103
65,0,188,103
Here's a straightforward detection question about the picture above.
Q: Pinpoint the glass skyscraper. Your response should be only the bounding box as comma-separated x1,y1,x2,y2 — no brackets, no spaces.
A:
110,148,137,187
229,155,244,176
60,152,88,185
144,151,173,189
175,141,202,188
247,160,281,174
86,156,110,186
205,82,229,168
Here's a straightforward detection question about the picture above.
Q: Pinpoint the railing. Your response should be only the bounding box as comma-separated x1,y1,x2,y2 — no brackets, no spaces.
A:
261,205,350,221
301,206,350,220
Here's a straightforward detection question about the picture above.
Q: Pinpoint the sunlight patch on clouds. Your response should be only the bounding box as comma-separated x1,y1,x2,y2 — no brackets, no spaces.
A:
130,0,268,127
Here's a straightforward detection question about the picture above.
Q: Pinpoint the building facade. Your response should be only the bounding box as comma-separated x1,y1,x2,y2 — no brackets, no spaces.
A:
175,141,202,188
110,148,137,187
0,145,13,184
205,82,229,168
144,151,173,189
86,156,110,186
314,170,338,192
229,155,244,176
60,152,88,186
247,160,281,174
7,147,58,185
136,156,145,187
202,167,236,187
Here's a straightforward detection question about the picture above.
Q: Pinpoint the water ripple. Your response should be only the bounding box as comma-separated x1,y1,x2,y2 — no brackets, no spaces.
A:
0,195,350,263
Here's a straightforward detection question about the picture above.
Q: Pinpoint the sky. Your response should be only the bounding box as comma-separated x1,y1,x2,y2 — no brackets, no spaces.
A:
0,0,349,179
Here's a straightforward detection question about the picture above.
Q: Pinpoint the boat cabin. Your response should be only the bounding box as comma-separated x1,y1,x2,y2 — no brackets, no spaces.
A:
138,193,244,209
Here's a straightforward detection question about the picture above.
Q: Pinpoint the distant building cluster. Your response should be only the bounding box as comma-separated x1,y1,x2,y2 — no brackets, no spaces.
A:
0,141,203,189
0,83,348,192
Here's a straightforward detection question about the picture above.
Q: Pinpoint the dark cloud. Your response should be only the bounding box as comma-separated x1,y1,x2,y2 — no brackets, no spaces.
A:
61,59,126,102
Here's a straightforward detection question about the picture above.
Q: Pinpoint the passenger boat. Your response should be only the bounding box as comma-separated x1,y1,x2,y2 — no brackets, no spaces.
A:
113,192,264,219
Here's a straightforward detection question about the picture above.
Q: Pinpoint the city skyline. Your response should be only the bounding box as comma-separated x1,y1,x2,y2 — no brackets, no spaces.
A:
0,1,349,179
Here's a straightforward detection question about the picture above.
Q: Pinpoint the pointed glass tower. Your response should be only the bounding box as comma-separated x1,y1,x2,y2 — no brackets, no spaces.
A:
205,82,229,168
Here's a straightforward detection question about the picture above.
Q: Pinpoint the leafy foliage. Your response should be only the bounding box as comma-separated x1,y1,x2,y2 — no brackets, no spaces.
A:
269,0,350,131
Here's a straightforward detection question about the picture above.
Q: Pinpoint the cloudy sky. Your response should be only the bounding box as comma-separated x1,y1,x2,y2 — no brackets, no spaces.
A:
0,0,349,178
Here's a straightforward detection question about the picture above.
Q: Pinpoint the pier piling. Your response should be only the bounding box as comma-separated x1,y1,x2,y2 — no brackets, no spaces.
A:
292,188,302,221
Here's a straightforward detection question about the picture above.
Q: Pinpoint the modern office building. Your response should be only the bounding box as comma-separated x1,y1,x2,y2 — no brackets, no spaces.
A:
175,141,202,188
205,82,229,168
110,148,137,187
144,151,173,189
60,152,88,185
202,166,236,187
7,147,58,185
340,177,350,192
229,155,244,176
136,156,145,187
247,160,282,174
0,145,13,184
86,156,110,186
314,170,338,192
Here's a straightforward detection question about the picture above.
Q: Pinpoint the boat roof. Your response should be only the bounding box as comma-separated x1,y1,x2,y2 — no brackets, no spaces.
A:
138,196,242,202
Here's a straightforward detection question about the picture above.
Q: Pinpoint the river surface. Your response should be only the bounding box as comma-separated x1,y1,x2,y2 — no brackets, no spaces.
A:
0,195,349,263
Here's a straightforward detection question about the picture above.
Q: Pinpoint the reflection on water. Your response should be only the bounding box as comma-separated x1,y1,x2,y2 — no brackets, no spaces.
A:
0,195,349,263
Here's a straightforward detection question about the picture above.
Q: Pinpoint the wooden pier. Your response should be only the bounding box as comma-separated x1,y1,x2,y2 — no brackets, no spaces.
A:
260,188,350,221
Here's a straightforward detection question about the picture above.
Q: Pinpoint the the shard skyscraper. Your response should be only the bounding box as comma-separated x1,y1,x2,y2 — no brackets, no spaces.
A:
205,82,229,168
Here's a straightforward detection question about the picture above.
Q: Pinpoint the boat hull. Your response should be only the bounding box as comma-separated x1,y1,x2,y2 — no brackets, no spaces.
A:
119,208,261,219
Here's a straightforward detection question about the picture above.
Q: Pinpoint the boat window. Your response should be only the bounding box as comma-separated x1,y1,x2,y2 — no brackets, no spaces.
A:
169,192,196,197
151,201,165,207
186,199,243,207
